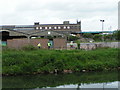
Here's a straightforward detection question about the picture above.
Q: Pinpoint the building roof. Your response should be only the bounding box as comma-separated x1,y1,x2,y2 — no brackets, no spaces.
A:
0,29,65,37
32,30,64,36
79,31,114,34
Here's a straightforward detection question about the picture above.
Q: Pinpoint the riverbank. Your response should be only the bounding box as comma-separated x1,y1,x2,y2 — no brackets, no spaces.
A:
2,48,119,75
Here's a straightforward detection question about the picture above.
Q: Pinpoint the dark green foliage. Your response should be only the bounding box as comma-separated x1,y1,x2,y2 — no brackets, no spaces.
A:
93,34,102,41
21,45,37,50
113,30,120,40
47,36,54,39
67,36,79,41
82,33,93,38
2,48,119,75
104,34,113,41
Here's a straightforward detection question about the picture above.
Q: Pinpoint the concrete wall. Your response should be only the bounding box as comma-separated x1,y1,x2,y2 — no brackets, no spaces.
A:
7,38,67,49
80,42,119,50
67,42,119,50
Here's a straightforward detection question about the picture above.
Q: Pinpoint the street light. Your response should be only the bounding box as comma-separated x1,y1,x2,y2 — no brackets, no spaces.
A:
100,20,105,42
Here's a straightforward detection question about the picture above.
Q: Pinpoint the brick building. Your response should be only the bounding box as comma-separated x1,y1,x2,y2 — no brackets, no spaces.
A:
0,21,81,49
0,21,81,34
34,21,81,35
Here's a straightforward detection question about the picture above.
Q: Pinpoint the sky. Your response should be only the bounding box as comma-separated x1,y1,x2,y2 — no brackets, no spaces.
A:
0,0,119,31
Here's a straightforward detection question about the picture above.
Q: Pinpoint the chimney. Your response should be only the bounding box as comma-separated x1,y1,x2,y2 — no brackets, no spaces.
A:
34,22,40,25
63,21,69,24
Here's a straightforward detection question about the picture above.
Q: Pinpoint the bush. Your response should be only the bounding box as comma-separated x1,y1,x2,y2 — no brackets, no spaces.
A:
113,30,120,40
2,48,119,75
67,36,79,41
104,34,113,41
82,33,93,38
93,34,102,41
21,45,37,50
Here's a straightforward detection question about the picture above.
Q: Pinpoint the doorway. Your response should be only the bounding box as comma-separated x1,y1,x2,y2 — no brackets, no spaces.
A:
49,39,54,48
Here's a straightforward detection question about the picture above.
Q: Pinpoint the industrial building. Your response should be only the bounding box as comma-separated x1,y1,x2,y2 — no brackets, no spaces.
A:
0,21,81,49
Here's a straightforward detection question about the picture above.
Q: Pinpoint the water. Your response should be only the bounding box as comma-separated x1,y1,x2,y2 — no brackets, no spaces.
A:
2,71,119,89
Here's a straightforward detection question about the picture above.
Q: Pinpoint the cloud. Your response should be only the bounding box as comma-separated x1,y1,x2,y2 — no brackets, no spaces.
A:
0,0,119,31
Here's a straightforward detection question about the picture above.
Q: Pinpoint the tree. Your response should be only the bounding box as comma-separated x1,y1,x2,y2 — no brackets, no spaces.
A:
82,33,93,38
67,36,79,41
113,30,120,41
104,34,113,41
93,34,102,41
75,40,80,49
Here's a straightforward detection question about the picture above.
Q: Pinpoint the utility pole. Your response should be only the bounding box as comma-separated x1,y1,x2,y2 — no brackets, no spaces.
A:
100,20,105,42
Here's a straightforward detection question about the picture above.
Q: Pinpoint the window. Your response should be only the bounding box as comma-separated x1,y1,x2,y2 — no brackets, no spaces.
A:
67,26,70,29
40,27,42,29
64,26,66,29
48,31,51,34
36,27,39,30
49,27,52,29
58,26,61,29
45,27,48,29
54,27,57,29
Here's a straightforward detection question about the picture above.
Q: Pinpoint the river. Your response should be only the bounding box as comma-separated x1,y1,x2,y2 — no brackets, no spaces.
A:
2,71,119,89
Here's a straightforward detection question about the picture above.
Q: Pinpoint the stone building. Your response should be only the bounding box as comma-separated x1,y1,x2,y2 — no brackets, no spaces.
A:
34,21,81,35
0,21,81,35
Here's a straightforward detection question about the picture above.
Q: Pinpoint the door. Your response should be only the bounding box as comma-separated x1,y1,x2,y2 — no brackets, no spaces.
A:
49,39,54,48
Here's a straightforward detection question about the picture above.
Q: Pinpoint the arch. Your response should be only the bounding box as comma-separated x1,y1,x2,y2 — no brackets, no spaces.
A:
2,31,9,41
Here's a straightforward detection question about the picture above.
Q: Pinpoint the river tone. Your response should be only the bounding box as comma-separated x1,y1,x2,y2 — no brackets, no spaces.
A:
2,71,119,89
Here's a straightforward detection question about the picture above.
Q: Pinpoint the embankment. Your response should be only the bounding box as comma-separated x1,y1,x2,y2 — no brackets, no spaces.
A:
2,48,119,75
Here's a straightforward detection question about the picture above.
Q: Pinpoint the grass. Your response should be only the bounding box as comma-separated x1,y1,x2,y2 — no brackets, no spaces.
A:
2,47,119,75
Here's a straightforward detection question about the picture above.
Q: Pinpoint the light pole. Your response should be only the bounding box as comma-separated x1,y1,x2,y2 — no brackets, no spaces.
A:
100,20,105,42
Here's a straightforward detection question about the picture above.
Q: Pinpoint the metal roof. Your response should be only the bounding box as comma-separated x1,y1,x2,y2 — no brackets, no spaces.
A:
79,31,115,33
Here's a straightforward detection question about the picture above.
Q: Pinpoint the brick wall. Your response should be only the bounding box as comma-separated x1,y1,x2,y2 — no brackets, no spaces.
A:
7,38,29,49
30,39,49,49
7,38,67,49
54,38,67,49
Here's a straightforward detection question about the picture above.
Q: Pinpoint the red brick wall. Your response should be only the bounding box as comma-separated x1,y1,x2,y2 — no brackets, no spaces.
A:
7,38,67,49
54,38,67,49
31,39,49,49
7,38,29,49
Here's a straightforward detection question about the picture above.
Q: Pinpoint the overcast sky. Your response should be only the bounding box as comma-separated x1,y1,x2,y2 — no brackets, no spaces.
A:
0,0,119,31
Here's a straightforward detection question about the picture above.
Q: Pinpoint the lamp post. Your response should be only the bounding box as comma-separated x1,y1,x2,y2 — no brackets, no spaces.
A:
100,20,105,42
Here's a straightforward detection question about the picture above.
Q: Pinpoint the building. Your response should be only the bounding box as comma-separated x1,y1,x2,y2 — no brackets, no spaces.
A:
0,20,81,34
0,21,81,49
34,21,81,35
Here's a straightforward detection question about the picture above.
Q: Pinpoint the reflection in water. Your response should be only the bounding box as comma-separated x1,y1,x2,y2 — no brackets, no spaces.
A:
55,81,119,88
2,71,119,89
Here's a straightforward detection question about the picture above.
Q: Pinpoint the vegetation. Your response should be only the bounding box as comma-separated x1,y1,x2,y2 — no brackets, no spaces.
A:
67,36,79,41
113,30,120,41
93,34,102,41
82,33,93,38
2,48,119,75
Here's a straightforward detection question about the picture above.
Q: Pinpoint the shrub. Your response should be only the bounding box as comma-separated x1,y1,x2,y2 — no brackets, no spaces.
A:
67,36,79,41
82,33,93,38
93,34,102,41
113,30,120,40
2,48,118,75
21,45,37,50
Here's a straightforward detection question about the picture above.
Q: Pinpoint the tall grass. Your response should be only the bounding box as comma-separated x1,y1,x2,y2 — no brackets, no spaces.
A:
2,48,119,75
